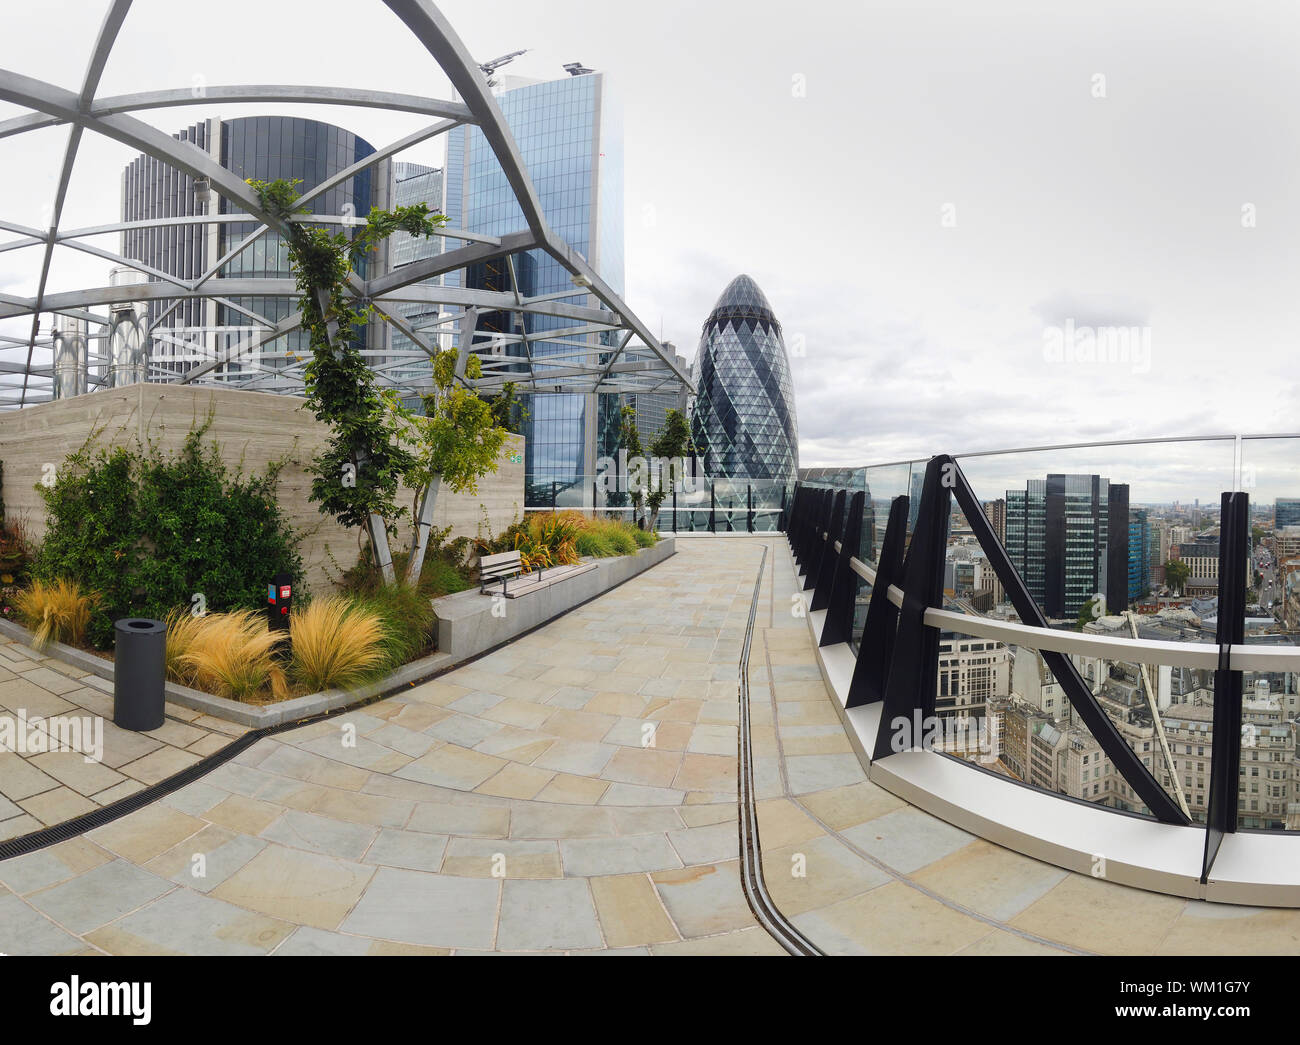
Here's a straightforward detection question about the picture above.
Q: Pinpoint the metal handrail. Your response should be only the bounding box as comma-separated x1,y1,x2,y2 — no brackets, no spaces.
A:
828,430,1294,470
833,534,1295,672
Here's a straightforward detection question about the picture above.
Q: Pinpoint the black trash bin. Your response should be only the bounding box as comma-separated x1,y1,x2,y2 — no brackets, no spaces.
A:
114,618,166,732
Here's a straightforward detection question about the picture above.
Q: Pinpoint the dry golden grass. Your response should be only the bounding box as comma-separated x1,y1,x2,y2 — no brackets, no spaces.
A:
178,609,287,702
13,578,98,650
163,606,209,687
289,596,386,693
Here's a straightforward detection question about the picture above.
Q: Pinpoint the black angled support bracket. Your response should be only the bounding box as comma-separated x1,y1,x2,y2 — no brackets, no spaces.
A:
791,485,810,563
872,458,951,760
811,489,846,612
946,456,1190,825
803,489,832,591
1202,490,1248,883
821,491,865,647
847,495,908,708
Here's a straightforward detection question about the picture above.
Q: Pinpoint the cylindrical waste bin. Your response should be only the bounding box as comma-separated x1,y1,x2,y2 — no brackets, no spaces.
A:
114,618,166,731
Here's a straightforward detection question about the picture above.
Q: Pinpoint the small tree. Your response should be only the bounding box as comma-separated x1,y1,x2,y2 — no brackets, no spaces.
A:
396,350,509,586
646,408,693,531
487,381,528,435
1165,559,1191,595
250,177,447,585
1076,595,1103,631
619,406,646,528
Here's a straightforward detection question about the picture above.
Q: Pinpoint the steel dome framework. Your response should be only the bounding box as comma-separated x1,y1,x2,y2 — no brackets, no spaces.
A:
0,0,690,408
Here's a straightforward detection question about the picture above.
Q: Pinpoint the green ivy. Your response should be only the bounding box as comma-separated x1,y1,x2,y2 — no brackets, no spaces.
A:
33,421,303,648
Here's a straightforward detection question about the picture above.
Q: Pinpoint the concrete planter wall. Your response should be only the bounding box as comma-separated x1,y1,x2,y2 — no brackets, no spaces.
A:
0,537,674,728
433,538,676,661
0,384,525,593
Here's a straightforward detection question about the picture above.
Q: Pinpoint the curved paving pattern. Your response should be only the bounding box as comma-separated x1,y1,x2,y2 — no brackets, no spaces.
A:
0,537,1297,954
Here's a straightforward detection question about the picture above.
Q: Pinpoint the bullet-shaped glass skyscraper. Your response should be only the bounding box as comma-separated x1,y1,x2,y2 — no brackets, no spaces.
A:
691,275,799,486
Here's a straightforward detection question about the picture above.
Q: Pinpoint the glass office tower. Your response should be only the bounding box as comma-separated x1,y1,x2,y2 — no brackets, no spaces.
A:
1276,498,1300,529
691,274,799,486
121,116,385,383
1129,508,1150,600
442,70,624,499
1004,474,1130,618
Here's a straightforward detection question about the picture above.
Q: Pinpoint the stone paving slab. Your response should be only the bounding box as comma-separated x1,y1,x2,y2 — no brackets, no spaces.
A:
0,636,248,840
4,537,1299,954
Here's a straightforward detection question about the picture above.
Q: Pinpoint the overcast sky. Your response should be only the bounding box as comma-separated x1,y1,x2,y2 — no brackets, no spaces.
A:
1,0,1298,504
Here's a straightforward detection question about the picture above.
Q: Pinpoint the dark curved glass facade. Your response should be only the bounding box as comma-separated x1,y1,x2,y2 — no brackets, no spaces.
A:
121,116,383,383
691,274,799,484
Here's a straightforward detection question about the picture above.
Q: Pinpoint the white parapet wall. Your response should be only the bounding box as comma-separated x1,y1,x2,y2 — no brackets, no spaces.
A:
0,384,525,594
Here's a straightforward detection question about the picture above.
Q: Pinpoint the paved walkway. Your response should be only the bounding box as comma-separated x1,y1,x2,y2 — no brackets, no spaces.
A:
0,638,245,840
0,537,1295,954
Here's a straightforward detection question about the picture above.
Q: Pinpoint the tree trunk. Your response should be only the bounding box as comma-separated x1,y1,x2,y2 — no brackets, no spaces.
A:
352,447,394,586
368,512,395,586
403,475,441,588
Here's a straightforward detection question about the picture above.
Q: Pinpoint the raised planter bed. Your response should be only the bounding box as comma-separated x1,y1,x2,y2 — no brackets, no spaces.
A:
0,536,674,728
434,537,675,662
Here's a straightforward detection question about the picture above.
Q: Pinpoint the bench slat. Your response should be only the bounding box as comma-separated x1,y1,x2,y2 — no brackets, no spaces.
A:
479,550,522,567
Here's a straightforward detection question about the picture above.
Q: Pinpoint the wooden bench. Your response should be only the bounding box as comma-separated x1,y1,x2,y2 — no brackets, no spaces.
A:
478,550,529,596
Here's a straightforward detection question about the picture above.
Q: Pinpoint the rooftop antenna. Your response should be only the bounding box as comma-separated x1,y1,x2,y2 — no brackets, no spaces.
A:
478,50,529,88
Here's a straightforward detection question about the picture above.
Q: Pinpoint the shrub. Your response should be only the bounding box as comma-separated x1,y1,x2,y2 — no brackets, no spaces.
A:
13,578,98,650
179,609,287,702
605,526,637,556
354,583,437,671
33,420,302,648
575,527,615,558
289,596,386,692
421,557,471,598
565,517,652,558
529,513,581,565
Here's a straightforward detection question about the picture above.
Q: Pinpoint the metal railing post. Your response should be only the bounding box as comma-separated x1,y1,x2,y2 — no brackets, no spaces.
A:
1203,490,1249,881
811,489,846,612
873,458,951,760
791,486,807,561
822,490,864,647
803,489,832,591
710,480,716,533
747,483,754,532
847,495,908,707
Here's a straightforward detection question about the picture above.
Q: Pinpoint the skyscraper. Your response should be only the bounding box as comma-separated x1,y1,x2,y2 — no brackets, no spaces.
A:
442,67,624,496
1004,474,1130,618
1129,508,1150,600
121,116,387,383
690,275,799,488
1276,498,1300,529
984,498,1006,544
